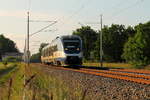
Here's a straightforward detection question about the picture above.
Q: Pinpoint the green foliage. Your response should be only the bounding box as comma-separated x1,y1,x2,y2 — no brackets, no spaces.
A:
73,26,98,60
94,24,135,62
0,64,18,85
30,53,41,63
0,63,24,100
0,34,19,60
3,56,21,63
31,43,48,63
122,21,150,68
39,43,48,54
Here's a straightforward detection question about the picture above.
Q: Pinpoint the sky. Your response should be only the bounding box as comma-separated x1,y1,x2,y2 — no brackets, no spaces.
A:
0,0,149,54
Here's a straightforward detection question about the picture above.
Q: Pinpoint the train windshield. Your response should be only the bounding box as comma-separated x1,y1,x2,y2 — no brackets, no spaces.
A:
63,39,81,54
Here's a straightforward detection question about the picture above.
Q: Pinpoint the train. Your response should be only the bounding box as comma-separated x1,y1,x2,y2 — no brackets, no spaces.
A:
41,35,83,66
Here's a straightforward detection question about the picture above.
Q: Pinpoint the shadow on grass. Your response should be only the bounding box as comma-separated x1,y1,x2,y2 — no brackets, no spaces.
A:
64,65,81,69
64,65,111,70
0,65,18,85
0,66,17,77
81,65,110,70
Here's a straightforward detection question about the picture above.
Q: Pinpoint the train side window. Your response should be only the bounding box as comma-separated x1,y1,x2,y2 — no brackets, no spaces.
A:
44,50,45,57
43,50,44,57
46,49,48,56
42,51,43,56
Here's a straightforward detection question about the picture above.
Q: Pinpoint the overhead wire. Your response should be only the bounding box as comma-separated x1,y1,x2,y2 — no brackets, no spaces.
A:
57,0,91,27
27,0,57,38
78,0,145,31
77,0,132,27
86,0,145,23
67,0,91,20
106,0,145,20
29,21,57,37
109,0,130,10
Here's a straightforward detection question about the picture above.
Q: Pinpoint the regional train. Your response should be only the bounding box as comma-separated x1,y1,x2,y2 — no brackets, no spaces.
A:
41,35,83,66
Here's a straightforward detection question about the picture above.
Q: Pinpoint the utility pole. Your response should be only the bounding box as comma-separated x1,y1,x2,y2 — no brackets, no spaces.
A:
81,15,103,67
27,11,30,65
100,14,103,67
23,11,30,100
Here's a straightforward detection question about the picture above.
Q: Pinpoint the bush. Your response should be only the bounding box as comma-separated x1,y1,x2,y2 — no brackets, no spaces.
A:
2,56,22,63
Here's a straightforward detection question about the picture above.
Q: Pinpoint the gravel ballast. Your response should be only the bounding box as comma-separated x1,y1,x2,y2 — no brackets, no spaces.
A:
35,65,150,100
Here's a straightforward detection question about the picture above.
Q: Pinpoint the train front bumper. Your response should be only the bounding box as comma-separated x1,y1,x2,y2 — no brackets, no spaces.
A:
64,56,82,65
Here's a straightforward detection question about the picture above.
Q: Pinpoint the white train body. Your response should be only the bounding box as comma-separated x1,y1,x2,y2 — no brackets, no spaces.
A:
41,35,83,66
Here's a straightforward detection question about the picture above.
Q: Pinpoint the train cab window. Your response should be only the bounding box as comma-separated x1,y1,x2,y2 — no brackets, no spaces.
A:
63,39,81,54
54,45,58,51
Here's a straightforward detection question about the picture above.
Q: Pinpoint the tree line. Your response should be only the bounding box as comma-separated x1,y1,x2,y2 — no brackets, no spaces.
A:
73,21,150,67
31,21,150,67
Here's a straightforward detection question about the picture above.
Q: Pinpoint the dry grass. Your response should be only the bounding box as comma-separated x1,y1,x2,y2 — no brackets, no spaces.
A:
83,62,133,69
83,62,150,70
25,64,71,100
144,65,150,70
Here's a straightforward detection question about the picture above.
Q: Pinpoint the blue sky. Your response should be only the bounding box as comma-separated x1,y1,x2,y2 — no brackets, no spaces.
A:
0,0,149,54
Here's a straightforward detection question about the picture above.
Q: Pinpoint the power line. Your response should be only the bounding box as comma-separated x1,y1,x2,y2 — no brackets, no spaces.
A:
58,0,91,26
84,0,145,26
67,0,91,19
29,20,56,23
109,0,130,10
106,0,145,20
29,21,57,37
114,0,144,16
78,22,86,26
43,29,58,32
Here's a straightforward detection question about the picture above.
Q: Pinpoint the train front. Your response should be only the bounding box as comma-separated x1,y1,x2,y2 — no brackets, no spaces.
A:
62,36,83,65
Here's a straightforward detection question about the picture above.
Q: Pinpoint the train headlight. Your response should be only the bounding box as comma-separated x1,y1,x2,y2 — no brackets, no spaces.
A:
65,48,68,50
77,48,80,50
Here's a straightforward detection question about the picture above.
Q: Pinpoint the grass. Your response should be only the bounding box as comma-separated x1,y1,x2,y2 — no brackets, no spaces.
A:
1,62,149,100
0,62,86,100
83,62,150,70
0,62,5,70
83,62,133,69
0,63,18,85
24,64,87,100
25,65,70,100
144,65,150,70
0,62,24,100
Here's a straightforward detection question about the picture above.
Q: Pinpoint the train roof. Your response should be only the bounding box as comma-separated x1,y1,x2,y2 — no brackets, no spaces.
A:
60,35,81,39
42,35,81,50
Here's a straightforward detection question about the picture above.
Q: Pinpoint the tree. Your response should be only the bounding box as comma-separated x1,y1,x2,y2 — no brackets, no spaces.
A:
39,43,48,55
73,26,98,60
30,43,48,63
95,24,131,62
122,21,150,68
30,53,41,63
125,26,135,37
0,34,19,60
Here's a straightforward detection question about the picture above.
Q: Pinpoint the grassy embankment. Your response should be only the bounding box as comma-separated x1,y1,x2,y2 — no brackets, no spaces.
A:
0,62,86,100
0,62,24,100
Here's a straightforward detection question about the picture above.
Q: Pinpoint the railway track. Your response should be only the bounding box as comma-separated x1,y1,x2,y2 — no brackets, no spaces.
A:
34,63,150,85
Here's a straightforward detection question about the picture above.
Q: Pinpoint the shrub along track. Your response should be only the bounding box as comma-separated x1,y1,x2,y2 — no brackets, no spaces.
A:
34,63,150,85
